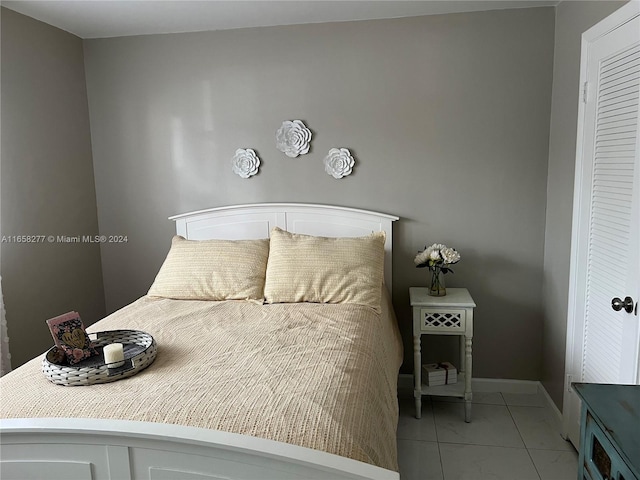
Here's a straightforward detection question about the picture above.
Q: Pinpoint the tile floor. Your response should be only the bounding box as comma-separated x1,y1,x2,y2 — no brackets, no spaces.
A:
397,391,578,480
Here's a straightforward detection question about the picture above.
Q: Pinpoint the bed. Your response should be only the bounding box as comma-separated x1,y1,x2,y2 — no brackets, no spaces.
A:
0,203,402,480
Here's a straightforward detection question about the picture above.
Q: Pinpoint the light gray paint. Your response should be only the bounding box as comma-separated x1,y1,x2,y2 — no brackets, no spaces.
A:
85,8,555,379
1,8,105,368
541,0,626,409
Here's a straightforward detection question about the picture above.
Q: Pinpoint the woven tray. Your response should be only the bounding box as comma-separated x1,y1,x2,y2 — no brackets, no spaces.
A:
42,329,157,386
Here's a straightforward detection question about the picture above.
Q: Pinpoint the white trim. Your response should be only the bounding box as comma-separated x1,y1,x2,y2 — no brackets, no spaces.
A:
471,378,539,394
399,374,564,424
538,383,563,427
399,375,564,432
169,203,399,221
399,374,540,395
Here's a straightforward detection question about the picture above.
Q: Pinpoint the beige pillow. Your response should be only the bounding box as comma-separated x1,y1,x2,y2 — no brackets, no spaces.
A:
148,236,269,301
264,227,385,311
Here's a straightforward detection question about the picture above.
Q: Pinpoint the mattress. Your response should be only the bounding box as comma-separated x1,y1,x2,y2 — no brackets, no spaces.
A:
0,289,403,471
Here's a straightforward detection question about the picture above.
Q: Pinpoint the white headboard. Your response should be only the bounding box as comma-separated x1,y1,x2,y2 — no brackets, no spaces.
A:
169,203,399,288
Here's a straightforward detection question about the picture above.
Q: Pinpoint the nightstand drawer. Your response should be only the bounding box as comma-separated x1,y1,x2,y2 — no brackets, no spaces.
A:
420,308,466,333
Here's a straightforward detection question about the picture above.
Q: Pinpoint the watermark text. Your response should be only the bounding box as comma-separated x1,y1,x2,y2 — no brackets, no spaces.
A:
1,235,129,244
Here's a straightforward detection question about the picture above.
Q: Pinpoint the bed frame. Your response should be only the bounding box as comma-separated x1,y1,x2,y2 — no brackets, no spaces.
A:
1,203,400,480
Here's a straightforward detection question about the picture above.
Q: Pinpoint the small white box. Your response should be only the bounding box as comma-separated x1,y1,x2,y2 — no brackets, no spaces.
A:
422,362,458,386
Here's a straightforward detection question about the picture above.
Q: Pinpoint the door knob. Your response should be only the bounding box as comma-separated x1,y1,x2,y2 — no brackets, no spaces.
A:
611,296,635,314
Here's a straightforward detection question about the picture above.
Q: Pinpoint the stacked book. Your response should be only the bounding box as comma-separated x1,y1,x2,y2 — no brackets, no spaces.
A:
422,361,457,386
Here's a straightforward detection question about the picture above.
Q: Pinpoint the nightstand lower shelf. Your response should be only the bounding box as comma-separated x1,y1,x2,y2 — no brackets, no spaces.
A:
416,372,472,421
419,372,467,397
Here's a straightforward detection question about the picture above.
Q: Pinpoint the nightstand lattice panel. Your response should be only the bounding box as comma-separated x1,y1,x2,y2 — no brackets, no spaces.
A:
423,312,461,328
419,308,466,333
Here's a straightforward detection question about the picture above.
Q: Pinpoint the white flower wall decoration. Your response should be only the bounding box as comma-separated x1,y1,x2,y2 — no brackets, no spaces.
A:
232,148,261,178
324,148,355,179
276,120,312,158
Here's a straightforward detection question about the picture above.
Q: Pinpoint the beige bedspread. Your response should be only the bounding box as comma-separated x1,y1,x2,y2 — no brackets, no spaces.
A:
0,291,403,471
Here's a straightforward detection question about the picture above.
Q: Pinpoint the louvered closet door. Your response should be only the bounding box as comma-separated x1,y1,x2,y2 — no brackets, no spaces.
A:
583,32,640,384
564,2,640,448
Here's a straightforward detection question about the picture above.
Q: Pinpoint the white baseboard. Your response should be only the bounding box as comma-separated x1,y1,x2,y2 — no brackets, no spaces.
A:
471,378,539,394
399,374,539,395
399,373,564,424
537,382,563,425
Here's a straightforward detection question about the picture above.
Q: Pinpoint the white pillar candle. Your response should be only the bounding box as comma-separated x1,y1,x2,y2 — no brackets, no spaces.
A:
103,343,125,368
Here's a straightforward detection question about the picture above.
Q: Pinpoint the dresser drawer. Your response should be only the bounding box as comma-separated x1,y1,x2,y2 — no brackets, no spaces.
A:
584,412,638,480
419,308,466,333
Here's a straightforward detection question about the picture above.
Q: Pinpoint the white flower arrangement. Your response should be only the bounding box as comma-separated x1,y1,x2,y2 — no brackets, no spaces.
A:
324,148,355,179
232,148,260,178
414,243,461,274
276,120,312,158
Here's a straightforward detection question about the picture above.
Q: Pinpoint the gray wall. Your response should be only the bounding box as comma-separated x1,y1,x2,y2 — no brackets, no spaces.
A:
1,8,105,367
85,7,555,379
541,0,626,408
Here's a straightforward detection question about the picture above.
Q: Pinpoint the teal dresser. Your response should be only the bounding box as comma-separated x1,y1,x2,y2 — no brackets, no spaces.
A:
573,383,639,480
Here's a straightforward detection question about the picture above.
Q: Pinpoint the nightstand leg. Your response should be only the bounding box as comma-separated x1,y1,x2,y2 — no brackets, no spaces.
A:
459,336,465,376
464,336,473,422
413,335,421,419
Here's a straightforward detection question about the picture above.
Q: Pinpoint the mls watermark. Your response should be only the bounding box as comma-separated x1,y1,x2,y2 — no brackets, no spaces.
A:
1,235,129,244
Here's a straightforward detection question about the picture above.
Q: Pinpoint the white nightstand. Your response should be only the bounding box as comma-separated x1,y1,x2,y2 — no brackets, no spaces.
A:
410,287,476,422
